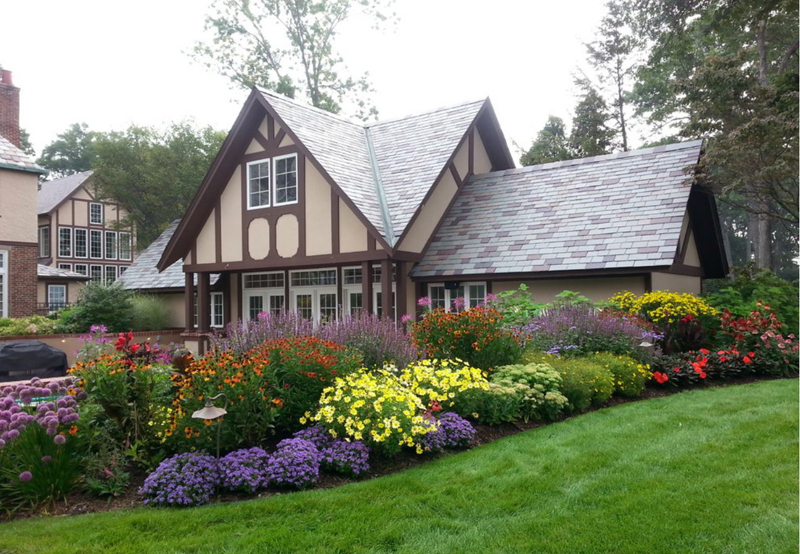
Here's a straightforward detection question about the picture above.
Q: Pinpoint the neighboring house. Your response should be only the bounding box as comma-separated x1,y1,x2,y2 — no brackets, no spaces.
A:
141,88,725,353
37,170,136,305
36,264,90,312
0,69,47,318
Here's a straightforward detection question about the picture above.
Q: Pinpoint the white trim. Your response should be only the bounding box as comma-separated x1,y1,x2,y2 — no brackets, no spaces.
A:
427,282,487,312
57,226,73,258
38,226,51,258
74,263,88,276
89,202,104,225
105,230,118,260
47,284,67,310
89,229,103,259
74,228,88,259
246,158,271,210
104,265,117,284
210,291,225,328
118,231,132,261
0,250,7,318
58,263,73,271
89,264,103,282
273,153,299,207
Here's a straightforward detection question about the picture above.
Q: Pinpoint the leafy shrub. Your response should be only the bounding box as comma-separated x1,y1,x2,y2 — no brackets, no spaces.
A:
130,295,170,331
452,383,524,425
719,303,798,375
320,311,417,369
83,439,130,499
397,358,489,410
320,440,370,476
411,307,523,370
528,354,614,412
488,284,546,327
522,303,659,360
218,447,271,493
266,438,320,489
491,363,568,421
585,353,652,397
309,368,434,455
0,315,62,336
60,282,134,333
140,452,218,506
417,412,476,452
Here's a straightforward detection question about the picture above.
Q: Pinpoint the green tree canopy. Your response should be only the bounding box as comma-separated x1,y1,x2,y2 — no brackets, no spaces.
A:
36,123,97,178
570,81,615,157
519,116,573,167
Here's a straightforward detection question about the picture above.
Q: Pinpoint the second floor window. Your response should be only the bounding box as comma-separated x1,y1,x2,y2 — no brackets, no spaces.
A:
74,229,88,258
38,227,50,258
247,160,271,209
90,230,103,259
274,154,298,205
119,232,132,261
105,231,118,260
58,227,72,258
90,203,103,225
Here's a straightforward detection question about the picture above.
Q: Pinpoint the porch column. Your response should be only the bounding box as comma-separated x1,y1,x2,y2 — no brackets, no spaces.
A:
362,261,373,313
395,261,407,321
380,259,393,319
184,272,195,332
197,272,211,333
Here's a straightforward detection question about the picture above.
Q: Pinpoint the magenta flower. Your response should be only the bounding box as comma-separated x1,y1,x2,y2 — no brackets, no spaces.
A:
452,297,467,310
53,434,66,446
417,296,432,308
40,455,52,464
19,471,32,482
400,314,414,324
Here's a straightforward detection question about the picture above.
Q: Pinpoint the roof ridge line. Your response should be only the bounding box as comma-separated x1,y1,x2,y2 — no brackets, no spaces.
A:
363,126,394,246
364,98,486,129
255,87,363,127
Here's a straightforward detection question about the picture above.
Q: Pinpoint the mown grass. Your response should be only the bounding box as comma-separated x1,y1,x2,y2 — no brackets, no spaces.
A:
0,379,796,554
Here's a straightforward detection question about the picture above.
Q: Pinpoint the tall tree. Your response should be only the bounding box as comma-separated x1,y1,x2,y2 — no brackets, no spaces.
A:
92,122,226,247
632,0,799,271
569,81,615,157
18,129,35,157
583,0,642,151
37,123,97,178
519,116,573,166
192,0,395,120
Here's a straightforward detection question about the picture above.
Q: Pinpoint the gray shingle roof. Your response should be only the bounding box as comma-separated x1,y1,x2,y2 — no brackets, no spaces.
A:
0,135,46,174
259,89,485,243
411,140,703,278
119,221,219,290
37,264,89,280
37,170,93,215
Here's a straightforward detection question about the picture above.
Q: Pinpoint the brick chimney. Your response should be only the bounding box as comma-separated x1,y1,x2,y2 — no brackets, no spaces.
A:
0,69,21,147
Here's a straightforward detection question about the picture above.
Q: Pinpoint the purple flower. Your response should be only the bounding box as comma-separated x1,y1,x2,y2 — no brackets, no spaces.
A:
292,425,334,451
265,438,320,489
452,297,467,310
218,447,271,493
320,440,370,476
418,413,476,453
401,314,414,324
41,455,52,464
19,471,33,483
140,452,218,507
417,296,432,308
53,434,66,446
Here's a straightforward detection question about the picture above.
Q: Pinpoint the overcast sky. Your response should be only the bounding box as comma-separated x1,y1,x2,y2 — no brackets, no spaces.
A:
2,0,608,161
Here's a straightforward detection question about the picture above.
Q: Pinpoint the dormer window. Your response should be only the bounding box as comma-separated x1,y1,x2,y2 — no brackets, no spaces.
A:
247,154,298,209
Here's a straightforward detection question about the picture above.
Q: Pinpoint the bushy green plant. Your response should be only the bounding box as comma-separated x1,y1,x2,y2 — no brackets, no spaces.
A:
492,363,568,421
452,383,524,425
489,284,547,327
585,352,652,397
526,352,614,412
83,439,131,499
130,295,170,331
61,282,133,333
0,315,62,336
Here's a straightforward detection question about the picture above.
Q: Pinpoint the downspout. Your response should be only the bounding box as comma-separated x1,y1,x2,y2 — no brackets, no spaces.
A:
364,127,395,247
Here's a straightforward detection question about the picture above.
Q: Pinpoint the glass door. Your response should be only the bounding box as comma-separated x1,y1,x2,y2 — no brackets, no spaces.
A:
294,292,314,320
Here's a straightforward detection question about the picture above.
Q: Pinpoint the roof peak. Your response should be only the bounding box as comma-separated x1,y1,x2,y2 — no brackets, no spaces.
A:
40,169,93,187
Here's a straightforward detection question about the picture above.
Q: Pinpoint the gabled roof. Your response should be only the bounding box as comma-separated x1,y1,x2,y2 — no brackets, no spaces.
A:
412,140,722,278
120,221,219,291
37,170,93,215
37,264,89,280
0,135,46,175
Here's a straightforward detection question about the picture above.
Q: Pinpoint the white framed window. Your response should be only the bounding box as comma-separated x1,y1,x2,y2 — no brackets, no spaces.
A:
243,272,284,289
242,271,285,321
47,284,67,311
427,282,487,312
105,231,118,260
0,250,7,318
74,264,88,276
210,292,224,328
290,269,337,287
247,159,271,209
38,227,51,258
343,267,362,285
58,227,72,258
74,228,88,258
104,265,117,284
372,265,396,283
273,153,298,206
90,203,103,225
58,263,72,271
118,232,132,261
118,266,127,276
89,265,103,282
89,230,103,259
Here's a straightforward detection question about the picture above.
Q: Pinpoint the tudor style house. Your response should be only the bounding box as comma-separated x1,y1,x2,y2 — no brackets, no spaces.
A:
140,88,727,352
37,170,136,297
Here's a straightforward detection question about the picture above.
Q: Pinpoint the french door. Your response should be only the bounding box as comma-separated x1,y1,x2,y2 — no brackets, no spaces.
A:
291,287,338,323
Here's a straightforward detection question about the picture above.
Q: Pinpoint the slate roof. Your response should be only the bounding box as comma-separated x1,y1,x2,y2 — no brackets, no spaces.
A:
119,221,219,291
411,141,703,278
0,135,46,174
37,264,89,280
38,170,93,215
258,89,487,243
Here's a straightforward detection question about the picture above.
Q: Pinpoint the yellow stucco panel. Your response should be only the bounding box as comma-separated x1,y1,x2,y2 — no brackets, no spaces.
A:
339,198,368,253
453,139,469,181
195,208,216,264
220,166,243,262
398,169,458,253
248,218,270,260
305,159,332,255
473,129,492,175
0,168,37,243
276,214,299,258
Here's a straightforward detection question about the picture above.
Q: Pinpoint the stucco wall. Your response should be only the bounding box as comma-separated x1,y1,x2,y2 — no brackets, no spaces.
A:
220,167,243,262
339,198,368,253
398,170,458,253
195,208,216,264
491,276,647,303
0,168,37,243
650,272,702,295
305,160,332,255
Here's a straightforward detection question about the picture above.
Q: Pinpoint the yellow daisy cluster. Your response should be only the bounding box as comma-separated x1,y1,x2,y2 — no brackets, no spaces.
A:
591,352,652,397
610,290,717,324
398,358,490,408
307,368,435,455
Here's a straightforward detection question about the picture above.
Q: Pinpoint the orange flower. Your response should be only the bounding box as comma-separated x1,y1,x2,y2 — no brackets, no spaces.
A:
272,398,284,407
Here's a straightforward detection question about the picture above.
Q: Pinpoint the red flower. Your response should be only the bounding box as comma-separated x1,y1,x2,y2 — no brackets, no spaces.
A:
700,348,709,355
748,351,755,358
129,343,141,354
653,371,669,384
743,356,752,364
698,370,707,379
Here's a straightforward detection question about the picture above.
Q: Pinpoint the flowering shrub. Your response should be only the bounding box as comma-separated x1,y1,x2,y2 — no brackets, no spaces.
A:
309,368,434,455
452,383,524,425
320,439,371,476
491,363,569,421
140,452,218,506
411,307,523,370
522,304,658,360
210,311,315,354
218,447,271,493
585,353,652,397
527,354,614,412
397,359,489,410
0,315,62,336
418,412,476,452
172,336,362,451
719,303,798,375
265,438,320,489
320,311,417,369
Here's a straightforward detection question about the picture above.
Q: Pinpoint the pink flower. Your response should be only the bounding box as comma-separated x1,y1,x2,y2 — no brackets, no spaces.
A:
19,471,32,483
400,314,413,324
417,296,432,308
452,297,467,310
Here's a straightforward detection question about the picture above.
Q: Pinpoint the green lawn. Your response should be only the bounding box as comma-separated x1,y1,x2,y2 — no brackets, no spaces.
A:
0,380,797,554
